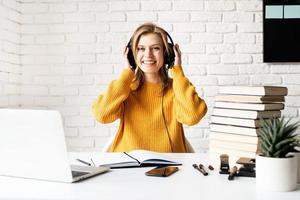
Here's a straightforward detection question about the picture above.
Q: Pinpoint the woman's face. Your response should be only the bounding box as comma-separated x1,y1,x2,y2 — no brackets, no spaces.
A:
136,33,164,74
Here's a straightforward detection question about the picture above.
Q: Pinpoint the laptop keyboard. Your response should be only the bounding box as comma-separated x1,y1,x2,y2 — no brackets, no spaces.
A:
72,170,89,178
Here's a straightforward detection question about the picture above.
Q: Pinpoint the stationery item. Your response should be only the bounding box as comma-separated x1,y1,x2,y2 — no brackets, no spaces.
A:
219,157,256,179
145,166,179,177
192,164,208,176
236,157,256,178
208,165,214,170
199,164,209,175
90,158,96,166
219,86,288,96
76,159,91,166
91,150,181,169
228,166,238,180
219,154,230,174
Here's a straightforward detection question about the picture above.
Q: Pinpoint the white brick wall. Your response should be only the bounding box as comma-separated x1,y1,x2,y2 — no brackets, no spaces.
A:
0,0,21,107
1,0,300,152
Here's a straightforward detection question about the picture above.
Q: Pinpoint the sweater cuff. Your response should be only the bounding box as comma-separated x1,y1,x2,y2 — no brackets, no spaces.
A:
119,68,135,83
171,65,185,78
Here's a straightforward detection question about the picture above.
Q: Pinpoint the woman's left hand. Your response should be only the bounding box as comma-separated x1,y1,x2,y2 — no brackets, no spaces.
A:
173,44,182,66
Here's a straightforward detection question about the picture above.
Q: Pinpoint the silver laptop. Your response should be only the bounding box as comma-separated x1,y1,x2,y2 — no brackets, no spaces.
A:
0,108,109,183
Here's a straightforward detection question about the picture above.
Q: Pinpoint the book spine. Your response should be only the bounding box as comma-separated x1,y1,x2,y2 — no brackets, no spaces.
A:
214,102,284,111
210,139,258,152
213,108,281,119
209,147,257,158
210,124,258,136
209,131,258,144
211,116,259,127
219,86,288,96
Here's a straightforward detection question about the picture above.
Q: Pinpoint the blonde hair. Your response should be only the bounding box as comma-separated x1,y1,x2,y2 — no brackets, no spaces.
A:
130,23,172,91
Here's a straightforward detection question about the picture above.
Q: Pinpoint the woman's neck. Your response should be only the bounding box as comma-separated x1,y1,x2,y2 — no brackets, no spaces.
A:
144,73,161,84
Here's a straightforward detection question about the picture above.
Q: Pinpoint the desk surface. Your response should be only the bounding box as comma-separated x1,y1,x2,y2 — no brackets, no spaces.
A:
0,152,299,200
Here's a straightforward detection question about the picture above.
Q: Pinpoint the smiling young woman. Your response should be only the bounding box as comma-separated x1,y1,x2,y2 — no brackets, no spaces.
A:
135,33,165,81
92,23,207,153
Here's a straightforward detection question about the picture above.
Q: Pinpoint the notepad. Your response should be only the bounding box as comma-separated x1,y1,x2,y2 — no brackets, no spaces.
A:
91,150,181,169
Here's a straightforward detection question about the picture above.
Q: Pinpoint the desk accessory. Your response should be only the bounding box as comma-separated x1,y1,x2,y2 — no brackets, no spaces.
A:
236,157,255,177
219,154,230,174
76,159,91,166
228,166,238,180
192,164,208,176
199,164,209,175
219,155,256,179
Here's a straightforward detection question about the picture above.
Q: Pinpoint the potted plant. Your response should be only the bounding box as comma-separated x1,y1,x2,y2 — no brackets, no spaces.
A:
256,117,300,192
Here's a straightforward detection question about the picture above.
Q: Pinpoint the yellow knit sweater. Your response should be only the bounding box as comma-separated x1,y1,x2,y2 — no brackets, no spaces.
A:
92,65,207,152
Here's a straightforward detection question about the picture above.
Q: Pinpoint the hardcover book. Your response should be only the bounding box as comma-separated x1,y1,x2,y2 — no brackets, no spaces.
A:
209,147,257,159
215,95,285,103
212,108,281,119
210,139,258,152
209,131,259,144
214,101,284,111
210,123,260,137
90,150,181,169
210,116,261,128
219,86,288,96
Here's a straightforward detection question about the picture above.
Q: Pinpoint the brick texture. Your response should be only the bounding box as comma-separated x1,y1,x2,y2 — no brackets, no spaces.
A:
0,0,299,152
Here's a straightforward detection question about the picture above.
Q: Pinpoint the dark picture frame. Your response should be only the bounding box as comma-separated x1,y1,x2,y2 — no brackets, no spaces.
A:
263,0,300,62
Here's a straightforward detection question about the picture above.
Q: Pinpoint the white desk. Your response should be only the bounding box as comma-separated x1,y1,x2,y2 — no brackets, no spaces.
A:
0,152,299,200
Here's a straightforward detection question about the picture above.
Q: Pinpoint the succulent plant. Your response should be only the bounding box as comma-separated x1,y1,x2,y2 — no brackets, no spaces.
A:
258,117,300,158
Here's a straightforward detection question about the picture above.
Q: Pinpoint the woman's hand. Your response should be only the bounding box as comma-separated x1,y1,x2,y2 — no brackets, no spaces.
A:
123,46,134,71
173,44,182,66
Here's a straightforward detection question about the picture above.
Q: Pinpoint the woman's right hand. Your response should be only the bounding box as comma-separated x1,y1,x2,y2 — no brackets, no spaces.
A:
123,46,134,71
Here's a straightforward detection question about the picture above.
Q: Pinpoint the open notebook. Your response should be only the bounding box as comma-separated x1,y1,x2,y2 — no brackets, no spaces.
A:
86,150,181,169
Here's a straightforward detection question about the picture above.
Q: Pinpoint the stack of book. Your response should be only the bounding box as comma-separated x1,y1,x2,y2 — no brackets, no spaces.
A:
209,86,288,162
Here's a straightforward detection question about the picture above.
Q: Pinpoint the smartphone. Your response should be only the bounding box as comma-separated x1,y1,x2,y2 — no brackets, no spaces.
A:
145,166,179,177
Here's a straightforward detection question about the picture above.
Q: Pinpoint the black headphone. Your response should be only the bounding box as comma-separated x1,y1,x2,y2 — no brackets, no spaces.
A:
126,31,175,70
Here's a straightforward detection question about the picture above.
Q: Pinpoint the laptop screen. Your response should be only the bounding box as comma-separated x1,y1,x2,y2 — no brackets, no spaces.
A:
0,109,73,182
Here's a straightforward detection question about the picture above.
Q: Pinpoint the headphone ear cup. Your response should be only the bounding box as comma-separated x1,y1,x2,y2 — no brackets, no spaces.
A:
127,42,136,69
164,43,175,69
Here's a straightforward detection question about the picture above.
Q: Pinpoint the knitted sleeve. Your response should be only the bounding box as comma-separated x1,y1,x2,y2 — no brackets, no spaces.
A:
92,69,135,123
170,65,207,125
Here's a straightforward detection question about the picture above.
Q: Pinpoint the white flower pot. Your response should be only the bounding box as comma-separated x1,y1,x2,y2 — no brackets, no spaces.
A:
256,154,297,192
291,152,300,183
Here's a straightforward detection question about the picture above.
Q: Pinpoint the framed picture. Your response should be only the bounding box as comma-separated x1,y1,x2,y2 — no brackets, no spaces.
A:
263,0,300,62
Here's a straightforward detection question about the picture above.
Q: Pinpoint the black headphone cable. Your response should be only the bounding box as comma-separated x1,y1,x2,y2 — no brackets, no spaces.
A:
161,91,174,153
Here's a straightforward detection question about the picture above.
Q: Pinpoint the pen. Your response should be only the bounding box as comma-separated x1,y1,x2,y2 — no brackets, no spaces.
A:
90,158,96,166
199,164,209,175
76,158,91,166
192,164,208,176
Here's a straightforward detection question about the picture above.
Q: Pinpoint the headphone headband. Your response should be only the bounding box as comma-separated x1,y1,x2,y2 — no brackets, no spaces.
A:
165,31,174,46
